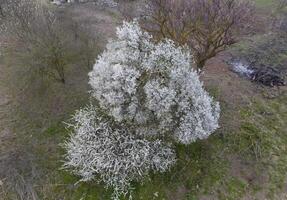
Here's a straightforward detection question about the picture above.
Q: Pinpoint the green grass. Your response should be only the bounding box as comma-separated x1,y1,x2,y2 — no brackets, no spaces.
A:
255,0,275,8
3,64,283,200
3,68,286,200
23,89,285,200
228,94,287,198
33,123,229,200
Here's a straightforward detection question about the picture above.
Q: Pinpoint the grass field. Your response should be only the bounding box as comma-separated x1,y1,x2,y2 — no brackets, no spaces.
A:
255,0,275,7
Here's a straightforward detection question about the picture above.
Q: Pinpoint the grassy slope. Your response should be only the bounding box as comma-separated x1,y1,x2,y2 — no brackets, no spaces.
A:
1,1,287,200
23,62,286,200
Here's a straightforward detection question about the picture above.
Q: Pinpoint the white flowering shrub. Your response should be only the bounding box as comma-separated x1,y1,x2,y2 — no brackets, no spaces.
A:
64,105,176,199
64,20,220,199
89,20,220,144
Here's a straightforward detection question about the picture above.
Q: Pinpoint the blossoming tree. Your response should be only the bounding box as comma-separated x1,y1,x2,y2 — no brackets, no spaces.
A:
63,20,220,199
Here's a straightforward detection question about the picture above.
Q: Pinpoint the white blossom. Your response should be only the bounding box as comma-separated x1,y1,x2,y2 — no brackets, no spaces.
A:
63,105,175,199
88,20,220,143
64,20,220,199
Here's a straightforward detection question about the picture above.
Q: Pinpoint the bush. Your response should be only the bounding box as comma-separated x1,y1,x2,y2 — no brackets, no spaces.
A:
64,105,176,199
64,20,220,199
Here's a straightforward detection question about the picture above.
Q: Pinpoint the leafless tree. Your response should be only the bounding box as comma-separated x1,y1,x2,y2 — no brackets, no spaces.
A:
1,0,68,83
273,0,287,32
0,0,6,17
277,0,287,8
142,0,253,70
1,0,98,84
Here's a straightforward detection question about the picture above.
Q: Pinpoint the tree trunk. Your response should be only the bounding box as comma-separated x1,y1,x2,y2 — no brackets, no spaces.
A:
56,65,66,84
0,6,5,17
196,59,206,72
61,77,65,84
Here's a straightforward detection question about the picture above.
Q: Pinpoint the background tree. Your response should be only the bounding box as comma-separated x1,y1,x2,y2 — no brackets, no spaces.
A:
0,0,98,84
273,0,287,33
142,0,253,70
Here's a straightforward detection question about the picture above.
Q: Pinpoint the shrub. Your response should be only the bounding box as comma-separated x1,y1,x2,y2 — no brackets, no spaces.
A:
88,20,220,144
64,105,176,199
64,20,220,199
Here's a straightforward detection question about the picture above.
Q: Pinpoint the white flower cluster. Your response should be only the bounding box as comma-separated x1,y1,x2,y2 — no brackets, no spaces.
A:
64,20,220,199
64,105,175,199
89,20,220,144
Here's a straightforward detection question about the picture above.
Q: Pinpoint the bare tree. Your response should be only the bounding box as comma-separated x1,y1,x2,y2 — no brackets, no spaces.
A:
273,0,287,32
2,0,65,83
0,0,6,17
1,0,69,83
142,0,253,70
277,0,287,8
1,0,98,84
